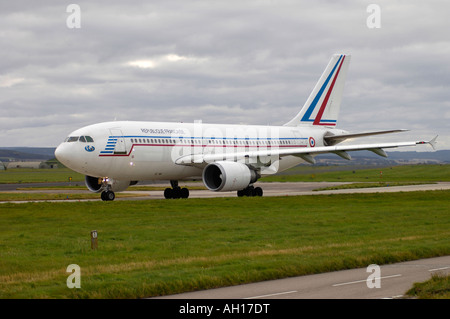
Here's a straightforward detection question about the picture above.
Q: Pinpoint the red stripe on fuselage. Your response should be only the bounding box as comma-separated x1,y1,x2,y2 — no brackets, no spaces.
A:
98,143,308,157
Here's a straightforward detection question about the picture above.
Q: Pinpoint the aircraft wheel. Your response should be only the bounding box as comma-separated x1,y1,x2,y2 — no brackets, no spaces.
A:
254,187,263,197
172,187,181,199
101,191,115,201
180,187,189,199
106,191,115,201
237,186,262,197
164,188,173,199
245,186,255,197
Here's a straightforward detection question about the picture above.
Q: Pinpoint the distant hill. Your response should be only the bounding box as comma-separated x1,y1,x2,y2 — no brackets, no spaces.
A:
0,147,56,162
0,147,448,165
314,150,450,166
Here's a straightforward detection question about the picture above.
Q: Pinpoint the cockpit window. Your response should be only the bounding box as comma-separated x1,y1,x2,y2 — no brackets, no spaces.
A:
65,136,94,143
67,136,79,142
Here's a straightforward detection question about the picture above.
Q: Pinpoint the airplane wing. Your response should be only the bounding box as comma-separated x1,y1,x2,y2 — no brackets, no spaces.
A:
324,129,409,145
175,136,437,167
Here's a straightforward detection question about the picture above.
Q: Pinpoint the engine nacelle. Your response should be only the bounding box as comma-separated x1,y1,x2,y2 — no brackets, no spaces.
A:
85,175,133,193
85,175,103,193
202,161,259,192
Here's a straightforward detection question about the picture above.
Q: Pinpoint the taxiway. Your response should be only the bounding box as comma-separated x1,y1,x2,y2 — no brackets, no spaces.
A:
155,255,450,299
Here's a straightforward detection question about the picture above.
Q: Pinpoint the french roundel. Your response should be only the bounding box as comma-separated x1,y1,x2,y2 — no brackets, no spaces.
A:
309,137,316,147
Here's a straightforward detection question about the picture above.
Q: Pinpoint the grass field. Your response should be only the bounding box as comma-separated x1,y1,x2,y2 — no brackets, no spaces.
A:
1,164,449,185
1,190,449,298
0,168,84,184
0,192,139,202
406,274,450,299
261,164,450,183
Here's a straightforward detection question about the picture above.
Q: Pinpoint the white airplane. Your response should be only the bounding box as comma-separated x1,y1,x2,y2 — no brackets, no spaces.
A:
55,54,437,201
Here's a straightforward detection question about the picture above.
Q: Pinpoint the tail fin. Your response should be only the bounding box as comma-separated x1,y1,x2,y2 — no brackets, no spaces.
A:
284,54,351,127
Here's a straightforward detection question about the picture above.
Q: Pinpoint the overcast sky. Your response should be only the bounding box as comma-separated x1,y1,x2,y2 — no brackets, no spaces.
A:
1,0,449,150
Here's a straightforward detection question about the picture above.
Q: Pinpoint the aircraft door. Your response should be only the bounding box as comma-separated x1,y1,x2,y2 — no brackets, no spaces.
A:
109,128,128,155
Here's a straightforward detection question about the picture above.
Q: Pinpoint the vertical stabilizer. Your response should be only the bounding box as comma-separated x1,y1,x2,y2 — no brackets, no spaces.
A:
284,54,350,127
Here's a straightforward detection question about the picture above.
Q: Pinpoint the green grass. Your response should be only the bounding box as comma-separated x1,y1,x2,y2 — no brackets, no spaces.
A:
313,182,433,191
0,192,138,201
2,164,449,185
406,274,450,299
1,190,449,298
261,164,450,183
0,168,84,184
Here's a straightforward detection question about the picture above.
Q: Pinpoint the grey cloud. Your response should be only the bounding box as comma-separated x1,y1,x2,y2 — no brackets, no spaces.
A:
0,0,448,149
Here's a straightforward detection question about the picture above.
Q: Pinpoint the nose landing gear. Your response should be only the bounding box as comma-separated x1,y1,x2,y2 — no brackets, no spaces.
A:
101,190,115,201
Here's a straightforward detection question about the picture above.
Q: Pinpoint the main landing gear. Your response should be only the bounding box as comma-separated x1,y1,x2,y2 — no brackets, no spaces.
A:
162,181,263,199
237,185,263,197
101,190,115,201
164,180,190,199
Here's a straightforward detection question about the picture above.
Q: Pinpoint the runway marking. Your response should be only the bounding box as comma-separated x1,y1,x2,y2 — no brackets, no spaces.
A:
332,274,402,287
244,290,298,299
428,266,450,272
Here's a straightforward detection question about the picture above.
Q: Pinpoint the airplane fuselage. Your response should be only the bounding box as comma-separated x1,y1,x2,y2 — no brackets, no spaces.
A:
56,121,346,181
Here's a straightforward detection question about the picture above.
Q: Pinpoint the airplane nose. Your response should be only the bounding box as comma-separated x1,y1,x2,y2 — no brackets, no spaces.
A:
55,144,70,167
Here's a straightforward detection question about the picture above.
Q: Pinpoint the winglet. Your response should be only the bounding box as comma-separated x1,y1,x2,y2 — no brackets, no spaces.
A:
428,135,438,150
417,135,438,150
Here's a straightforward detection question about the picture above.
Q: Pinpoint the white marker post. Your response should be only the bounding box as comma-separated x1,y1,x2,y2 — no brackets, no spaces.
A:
91,230,98,250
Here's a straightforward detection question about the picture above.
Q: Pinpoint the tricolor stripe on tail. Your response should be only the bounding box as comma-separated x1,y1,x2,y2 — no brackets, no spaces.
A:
284,54,351,127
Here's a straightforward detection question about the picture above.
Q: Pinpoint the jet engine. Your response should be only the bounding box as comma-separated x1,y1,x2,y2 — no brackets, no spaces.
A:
85,175,135,193
202,161,259,192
